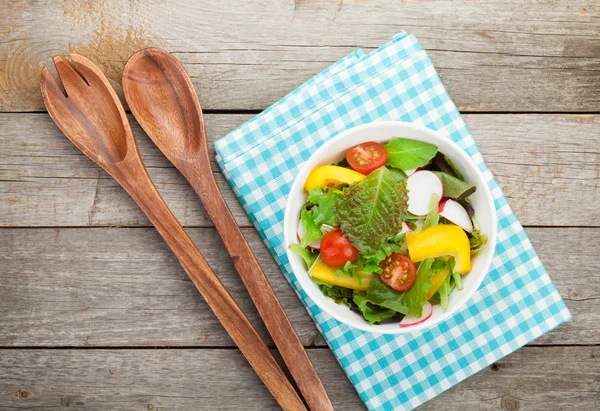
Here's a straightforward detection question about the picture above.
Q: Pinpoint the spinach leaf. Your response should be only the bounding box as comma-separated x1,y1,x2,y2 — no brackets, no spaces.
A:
306,188,342,226
433,171,476,200
385,138,438,171
353,292,399,325
289,244,318,269
299,209,323,248
423,152,465,180
336,167,408,253
366,275,411,315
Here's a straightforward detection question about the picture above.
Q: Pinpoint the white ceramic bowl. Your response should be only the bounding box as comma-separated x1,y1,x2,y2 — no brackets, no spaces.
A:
284,121,497,334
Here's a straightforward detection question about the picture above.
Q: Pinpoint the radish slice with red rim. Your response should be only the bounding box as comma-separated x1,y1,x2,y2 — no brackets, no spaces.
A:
406,170,443,216
399,302,433,327
297,218,321,249
398,221,413,236
439,199,473,233
405,168,418,177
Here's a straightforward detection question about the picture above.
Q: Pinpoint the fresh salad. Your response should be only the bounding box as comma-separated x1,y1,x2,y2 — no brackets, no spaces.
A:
290,138,487,326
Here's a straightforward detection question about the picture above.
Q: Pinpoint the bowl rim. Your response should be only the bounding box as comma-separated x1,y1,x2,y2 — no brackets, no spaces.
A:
284,121,497,334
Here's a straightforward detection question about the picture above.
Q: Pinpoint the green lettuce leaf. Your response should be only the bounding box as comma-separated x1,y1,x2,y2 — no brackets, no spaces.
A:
306,188,342,226
314,281,354,308
436,270,452,309
353,292,399,325
469,216,488,255
299,209,323,248
336,167,408,253
334,240,402,279
384,138,438,171
433,172,476,200
289,244,318,269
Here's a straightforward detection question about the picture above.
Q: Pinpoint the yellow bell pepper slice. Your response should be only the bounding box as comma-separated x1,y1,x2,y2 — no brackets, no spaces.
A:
425,268,450,300
304,165,365,191
407,224,472,274
310,260,372,291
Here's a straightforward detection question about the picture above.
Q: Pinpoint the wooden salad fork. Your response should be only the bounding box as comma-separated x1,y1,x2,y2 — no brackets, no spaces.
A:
40,54,306,411
122,48,334,411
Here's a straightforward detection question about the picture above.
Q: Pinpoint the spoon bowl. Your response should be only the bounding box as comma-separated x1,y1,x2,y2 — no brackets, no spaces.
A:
123,48,204,160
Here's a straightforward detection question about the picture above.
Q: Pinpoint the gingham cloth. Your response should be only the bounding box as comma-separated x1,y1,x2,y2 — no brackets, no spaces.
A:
214,33,571,411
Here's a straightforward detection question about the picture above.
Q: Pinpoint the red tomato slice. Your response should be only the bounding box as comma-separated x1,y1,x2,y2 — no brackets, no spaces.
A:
320,229,359,267
346,142,388,175
379,253,416,291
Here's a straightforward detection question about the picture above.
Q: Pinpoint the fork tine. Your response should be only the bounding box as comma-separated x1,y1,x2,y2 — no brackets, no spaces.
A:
69,54,108,89
53,55,88,97
40,67,67,104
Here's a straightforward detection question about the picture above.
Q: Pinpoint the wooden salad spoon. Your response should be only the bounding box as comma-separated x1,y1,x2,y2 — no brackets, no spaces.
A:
40,54,306,411
122,48,334,411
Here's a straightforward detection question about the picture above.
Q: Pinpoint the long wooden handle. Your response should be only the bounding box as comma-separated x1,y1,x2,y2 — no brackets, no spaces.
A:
187,164,334,411
120,165,306,411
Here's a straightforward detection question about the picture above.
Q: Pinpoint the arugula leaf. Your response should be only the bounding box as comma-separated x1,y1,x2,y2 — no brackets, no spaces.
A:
366,276,411,315
336,167,408,253
422,194,440,231
300,209,323,248
306,188,342,226
402,258,435,317
289,244,318,269
433,172,476,200
353,292,399,325
384,138,438,171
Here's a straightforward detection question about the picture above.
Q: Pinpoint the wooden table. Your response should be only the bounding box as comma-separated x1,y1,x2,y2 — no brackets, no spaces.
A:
1,1,599,409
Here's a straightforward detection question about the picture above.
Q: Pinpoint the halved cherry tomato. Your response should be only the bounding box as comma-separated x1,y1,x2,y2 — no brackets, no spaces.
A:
379,253,416,291
346,142,388,175
320,229,359,267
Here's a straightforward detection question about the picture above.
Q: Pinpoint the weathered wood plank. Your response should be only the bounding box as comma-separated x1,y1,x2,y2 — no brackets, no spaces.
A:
0,226,595,347
1,0,599,112
1,113,598,227
0,347,598,410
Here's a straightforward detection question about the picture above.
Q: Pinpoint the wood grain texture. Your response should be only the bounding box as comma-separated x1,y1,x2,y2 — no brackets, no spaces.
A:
1,113,598,227
0,226,596,347
0,347,598,410
1,0,599,112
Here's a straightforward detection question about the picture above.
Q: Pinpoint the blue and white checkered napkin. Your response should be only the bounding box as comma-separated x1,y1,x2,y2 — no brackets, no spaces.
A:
214,32,571,411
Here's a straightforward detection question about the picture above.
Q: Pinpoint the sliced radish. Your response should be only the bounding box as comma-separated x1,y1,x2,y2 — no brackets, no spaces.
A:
439,199,473,233
406,171,443,216
398,221,413,236
297,218,321,249
399,302,433,328
404,168,418,177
